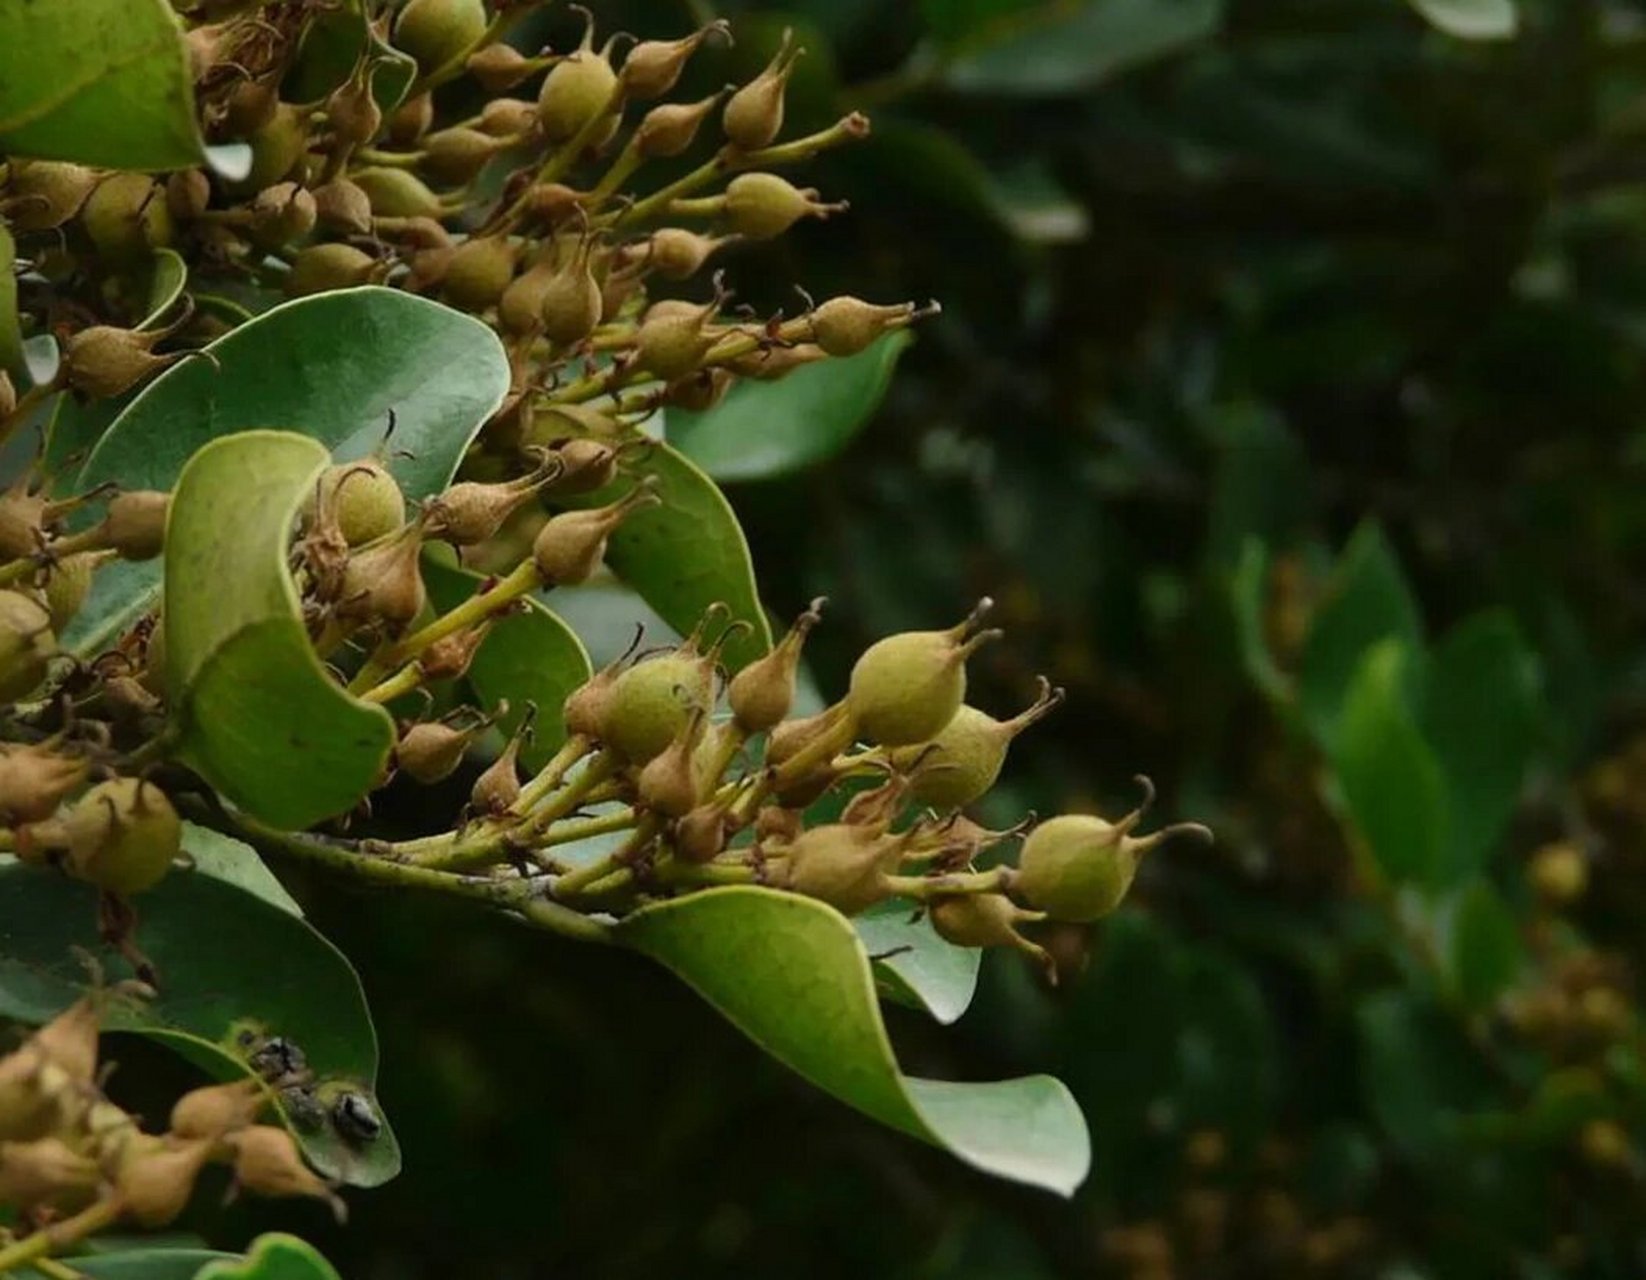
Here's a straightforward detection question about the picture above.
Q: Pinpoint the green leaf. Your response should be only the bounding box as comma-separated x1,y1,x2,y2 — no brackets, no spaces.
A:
939,0,1224,94
1423,611,1540,880
1228,539,1290,705
284,0,415,108
1205,405,1310,570
577,442,772,673
1446,879,1523,1009
1300,523,1422,748
1357,990,1496,1165
164,431,394,829
668,333,911,482
138,249,189,331
1407,0,1517,39
0,860,400,1187
620,886,1090,1195
854,898,981,1025
182,821,303,916
16,1252,238,1280
1331,640,1448,888
68,287,509,656
0,0,202,169
195,1234,342,1280
43,393,124,485
423,558,593,771
0,222,22,381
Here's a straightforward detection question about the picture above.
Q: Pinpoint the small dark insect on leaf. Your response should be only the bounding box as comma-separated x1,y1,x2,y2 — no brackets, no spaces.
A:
332,1090,383,1145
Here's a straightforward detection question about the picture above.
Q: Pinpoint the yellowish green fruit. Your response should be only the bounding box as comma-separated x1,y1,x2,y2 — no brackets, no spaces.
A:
65,777,182,896
847,602,999,746
599,653,712,764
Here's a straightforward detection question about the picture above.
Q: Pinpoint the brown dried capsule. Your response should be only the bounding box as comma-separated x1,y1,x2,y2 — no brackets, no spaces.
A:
165,168,212,222
326,70,384,149
0,590,57,704
479,96,539,137
531,480,659,587
621,21,728,100
0,739,88,825
726,342,827,381
467,44,542,95
637,707,707,817
4,160,98,231
541,437,619,494
780,823,902,916
0,1136,101,1214
634,296,721,381
116,1136,214,1228
227,1124,342,1216
64,327,179,400
387,91,435,147
722,28,802,152
396,719,479,784
248,181,318,248
170,1077,266,1144
428,453,558,546
634,90,724,159
728,598,823,735
647,228,732,280
312,178,374,236
469,726,525,816
538,240,604,346
335,519,428,634
97,490,171,561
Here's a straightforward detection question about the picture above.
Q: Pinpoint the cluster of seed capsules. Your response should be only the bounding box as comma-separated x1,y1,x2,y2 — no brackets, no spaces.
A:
0,0,1211,965
0,0,926,410
0,985,341,1249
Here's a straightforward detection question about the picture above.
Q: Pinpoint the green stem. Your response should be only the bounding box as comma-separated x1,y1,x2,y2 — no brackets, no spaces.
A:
517,735,594,811
0,1197,121,1276
358,662,424,705
554,815,661,898
231,815,614,945
882,867,1010,900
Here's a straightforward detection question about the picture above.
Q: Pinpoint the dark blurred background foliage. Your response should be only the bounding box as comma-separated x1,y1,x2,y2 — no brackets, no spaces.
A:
118,0,1646,1275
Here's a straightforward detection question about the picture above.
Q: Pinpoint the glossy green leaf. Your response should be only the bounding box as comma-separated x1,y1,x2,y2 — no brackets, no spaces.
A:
43,392,123,483
17,1252,238,1280
940,0,1224,94
1332,640,1448,888
1423,611,1540,880
668,333,911,482
854,898,981,1025
578,442,772,672
165,431,395,829
0,860,399,1186
620,886,1090,1195
0,222,22,380
0,0,203,169
138,248,189,330
423,559,593,771
182,821,303,917
1300,523,1422,747
68,287,510,656
1408,0,1517,39
195,1234,342,1280
1228,538,1291,706
1357,990,1495,1165
1447,879,1523,1009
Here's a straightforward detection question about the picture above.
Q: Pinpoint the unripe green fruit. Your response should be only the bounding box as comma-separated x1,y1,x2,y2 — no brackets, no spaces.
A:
929,893,1052,976
223,77,279,137
903,706,1004,808
634,305,716,380
317,461,405,546
1014,815,1131,923
497,262,555,336
622,23,726,100
394,0,488,76
599,654,712,764
0,590,56,703
327,76,383,150
442,235,517,311
539,255,602,345
65,777,182,896
724,173,838,241
722,29,800,152
468,44,538,95
781,823,898,916
648,228,725,280
531,482,657,584
352,167,445,220
537,47,619,143
847,609,998,746
235,104,309,194
285,243,377,297
81,174,173,265
42,553,98,630
479,96,537,137
728,598,822,734
6,161,98,231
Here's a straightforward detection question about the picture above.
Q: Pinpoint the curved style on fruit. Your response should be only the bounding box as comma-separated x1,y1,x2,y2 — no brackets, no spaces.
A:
65,777,183,896
1014,780,1212,923
779,823,902,916
598,651,714,764
895,678,1064,809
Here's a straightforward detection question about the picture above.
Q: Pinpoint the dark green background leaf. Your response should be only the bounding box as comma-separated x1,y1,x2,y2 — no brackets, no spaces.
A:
0,860,399,1186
